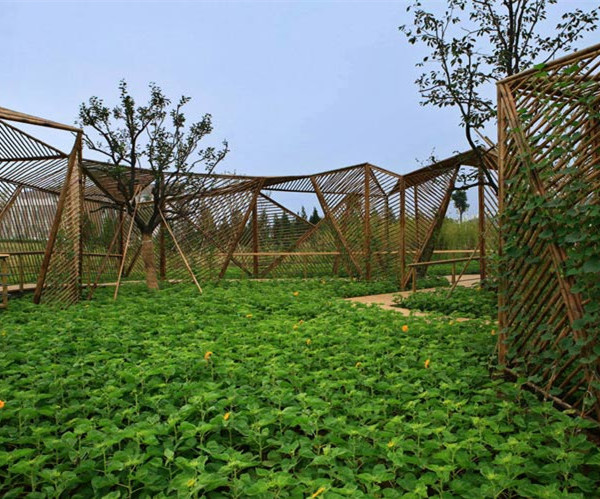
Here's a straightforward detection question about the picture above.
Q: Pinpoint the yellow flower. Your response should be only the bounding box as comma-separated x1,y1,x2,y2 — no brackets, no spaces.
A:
355,361,362,368
246,313,253,318
306,338,312,346
299,320,304,325
321,280,326,284
387,440,395,448
448,321,454,326
491,329,496,336
424,359,430,369
204,351,213,361
311,487,326,498
293,324,299,330
401,325,409,333
293,291,299,297
0,330,5,337
224,412,231,421
0,400,4,409
186,478,196,487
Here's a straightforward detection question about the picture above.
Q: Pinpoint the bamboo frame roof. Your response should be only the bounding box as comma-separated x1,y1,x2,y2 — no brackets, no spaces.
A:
82,149,493,206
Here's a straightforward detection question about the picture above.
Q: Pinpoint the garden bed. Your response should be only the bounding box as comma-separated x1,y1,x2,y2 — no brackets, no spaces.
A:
0,279,598,497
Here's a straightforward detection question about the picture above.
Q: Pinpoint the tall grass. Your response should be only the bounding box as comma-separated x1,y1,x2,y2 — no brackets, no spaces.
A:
436,217,479,249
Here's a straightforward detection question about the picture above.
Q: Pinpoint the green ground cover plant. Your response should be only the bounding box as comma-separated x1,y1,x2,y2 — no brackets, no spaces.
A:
425,261,481,277
331,276,448,298
1,280,599,497
393,287,498,320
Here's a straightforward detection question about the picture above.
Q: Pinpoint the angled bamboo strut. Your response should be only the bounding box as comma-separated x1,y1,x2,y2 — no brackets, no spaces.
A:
159,209,202,294
113,187,141,301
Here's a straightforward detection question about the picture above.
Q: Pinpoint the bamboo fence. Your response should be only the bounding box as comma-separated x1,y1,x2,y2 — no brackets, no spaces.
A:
497,43,600,420
0,107,497,307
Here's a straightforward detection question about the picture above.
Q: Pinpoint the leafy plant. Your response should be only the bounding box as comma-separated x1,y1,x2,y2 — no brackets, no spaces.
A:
0,280,598,497
394,286,497,319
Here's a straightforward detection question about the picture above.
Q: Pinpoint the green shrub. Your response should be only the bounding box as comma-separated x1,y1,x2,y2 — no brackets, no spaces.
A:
394,286,497,319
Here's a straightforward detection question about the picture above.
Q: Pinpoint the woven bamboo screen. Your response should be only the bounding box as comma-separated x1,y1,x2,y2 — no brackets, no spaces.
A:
0,107,498,306
0,108,84,306
497,43,600,420
92,158,495,286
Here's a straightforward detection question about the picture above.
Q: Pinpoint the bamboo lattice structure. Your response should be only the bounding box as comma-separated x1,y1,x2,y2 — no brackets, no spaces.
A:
0,107,497,307
497,43,600,420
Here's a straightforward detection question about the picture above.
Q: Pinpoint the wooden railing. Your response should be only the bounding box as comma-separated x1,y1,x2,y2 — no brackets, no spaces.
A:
407,253,481,292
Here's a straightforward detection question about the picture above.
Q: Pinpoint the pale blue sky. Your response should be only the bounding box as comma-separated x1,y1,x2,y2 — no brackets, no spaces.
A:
1,0,597,216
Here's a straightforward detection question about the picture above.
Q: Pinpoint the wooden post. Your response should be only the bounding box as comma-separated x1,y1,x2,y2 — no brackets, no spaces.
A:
497,83,507,365
159,221,166,280
118,209,124,256
414,185,420,247
412,267,417,293
478,166,487,282
18,254,24,292
401,168,459,289
252,197,259,277
364,164,372,281
399,177,406,288
0,255,8,309
76,139,84,297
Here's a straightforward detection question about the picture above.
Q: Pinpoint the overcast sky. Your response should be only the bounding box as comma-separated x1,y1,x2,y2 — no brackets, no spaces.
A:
1,0,597,216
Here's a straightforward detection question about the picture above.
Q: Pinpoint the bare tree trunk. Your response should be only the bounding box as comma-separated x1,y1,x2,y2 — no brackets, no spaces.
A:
141,232,159,290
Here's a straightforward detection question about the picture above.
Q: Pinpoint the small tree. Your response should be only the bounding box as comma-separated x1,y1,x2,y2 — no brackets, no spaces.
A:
309,207,321,225
451,189,469,223
400,0,599,191
79,81,229,290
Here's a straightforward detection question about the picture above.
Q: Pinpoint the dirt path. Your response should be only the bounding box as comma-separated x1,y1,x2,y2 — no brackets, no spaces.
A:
344,274,480,318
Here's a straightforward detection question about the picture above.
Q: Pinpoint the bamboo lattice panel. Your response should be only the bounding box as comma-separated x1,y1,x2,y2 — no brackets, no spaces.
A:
498,44,600,420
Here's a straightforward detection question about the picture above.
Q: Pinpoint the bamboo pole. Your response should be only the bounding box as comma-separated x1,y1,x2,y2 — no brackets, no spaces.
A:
113,188,140,300
87,212,127,300
447,249,479,295
311,177,363,277
219,181,263,279
159,221,166,280
364,164,371,281
399,177,406,288
497,82,508,365
159,209,202,294
478,165,487,282
252,196,259,277
0,255,8,309
0,186,23,225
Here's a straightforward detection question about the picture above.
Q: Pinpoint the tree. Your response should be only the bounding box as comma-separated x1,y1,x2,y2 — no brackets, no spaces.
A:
451,189,470,223
293,206,308,238
309,207,321,225
78,81,229,290
400,0,599,191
